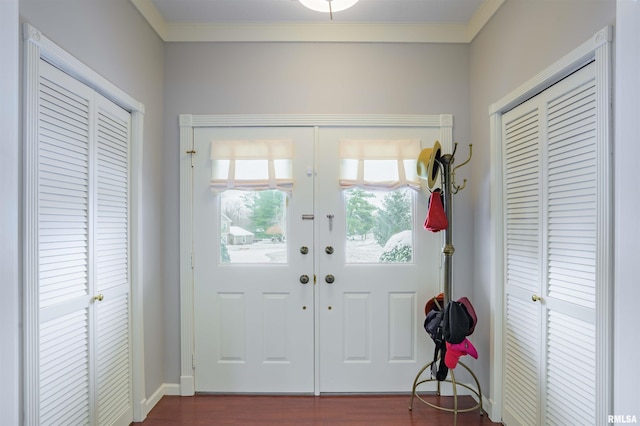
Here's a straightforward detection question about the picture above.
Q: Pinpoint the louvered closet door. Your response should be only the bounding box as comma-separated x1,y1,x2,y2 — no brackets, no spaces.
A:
502,62,597,426
502,102,543,426
38,60,94,426
36,59,132,426
94,94,133,426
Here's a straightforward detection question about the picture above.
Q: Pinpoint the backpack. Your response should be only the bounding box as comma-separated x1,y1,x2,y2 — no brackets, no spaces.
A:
443,300,471,345
422,294,448,381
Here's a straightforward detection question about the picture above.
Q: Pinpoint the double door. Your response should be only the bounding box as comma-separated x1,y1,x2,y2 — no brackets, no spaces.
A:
502,63,601,425
192,125,441,393
25,60,133,425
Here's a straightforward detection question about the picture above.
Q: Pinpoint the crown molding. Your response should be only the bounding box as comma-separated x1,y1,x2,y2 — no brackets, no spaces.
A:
131,0,504,43
466,0,504,42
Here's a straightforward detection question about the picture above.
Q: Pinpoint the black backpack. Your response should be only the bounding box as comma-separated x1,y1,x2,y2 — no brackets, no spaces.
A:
423,297,448,381
443,300,472,344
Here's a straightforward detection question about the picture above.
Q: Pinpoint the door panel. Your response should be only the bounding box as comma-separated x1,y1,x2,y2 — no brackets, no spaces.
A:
316,127,440,392
193,127,315,393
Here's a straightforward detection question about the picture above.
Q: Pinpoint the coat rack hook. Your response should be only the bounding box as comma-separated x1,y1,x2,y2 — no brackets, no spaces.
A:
451,144,472,194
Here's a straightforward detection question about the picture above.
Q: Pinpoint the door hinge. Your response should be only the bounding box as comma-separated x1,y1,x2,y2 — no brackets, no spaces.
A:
191,251,194,269
314,274,317,285
192,354,195,370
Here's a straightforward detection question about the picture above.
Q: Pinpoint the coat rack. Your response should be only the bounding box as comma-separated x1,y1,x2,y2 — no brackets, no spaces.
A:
409,142,484,419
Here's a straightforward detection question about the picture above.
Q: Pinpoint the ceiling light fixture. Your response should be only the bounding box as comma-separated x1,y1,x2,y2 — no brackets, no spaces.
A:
299,0,360,20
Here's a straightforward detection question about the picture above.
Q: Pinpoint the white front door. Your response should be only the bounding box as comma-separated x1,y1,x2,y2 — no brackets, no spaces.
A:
316,127,439,392
192,125,440,393
193,127,315,392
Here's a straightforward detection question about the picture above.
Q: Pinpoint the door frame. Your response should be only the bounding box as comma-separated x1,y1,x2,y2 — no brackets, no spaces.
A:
488,26,613,422
178,113,453,396
23,24,146,422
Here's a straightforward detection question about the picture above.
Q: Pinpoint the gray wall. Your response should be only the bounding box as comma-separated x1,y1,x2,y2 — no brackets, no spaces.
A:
19,0,167,401
162,41,474,383
469,0,616,416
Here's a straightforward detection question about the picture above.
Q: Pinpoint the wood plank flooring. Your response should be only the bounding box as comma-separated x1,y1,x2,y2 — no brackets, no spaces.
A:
135,394,501,425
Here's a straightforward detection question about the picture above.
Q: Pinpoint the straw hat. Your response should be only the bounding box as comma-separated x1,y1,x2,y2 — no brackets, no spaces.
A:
416,140,442,189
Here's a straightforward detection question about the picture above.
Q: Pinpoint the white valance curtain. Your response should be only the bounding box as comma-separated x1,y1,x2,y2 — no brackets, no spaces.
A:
210,139,294,192
339,139,421,191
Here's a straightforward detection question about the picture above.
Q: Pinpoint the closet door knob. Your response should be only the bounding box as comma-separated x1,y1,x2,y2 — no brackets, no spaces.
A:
325,274,335,284
300,275,310,285
531,294,541,302
93,294,104,302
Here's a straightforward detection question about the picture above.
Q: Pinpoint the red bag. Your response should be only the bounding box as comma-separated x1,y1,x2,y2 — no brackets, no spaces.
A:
424,189,448,232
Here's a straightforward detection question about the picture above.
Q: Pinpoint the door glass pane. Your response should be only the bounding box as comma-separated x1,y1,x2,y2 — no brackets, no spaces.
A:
345,188,413,264
220,189,288,264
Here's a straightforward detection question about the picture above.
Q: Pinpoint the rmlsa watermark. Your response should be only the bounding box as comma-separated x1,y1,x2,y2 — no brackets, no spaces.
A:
608,415,638,424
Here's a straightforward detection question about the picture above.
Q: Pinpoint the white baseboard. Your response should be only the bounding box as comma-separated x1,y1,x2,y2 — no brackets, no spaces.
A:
143,383,182,418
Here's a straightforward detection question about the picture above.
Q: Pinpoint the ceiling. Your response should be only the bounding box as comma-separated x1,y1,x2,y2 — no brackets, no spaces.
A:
130,0,504,43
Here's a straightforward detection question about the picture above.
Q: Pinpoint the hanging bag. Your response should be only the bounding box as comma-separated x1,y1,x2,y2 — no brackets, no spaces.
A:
424,189,448,232
423,294,449,381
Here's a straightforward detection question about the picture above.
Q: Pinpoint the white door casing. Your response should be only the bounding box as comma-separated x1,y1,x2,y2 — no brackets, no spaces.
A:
180,114,453,395
23,24,146,424
489,27,613,424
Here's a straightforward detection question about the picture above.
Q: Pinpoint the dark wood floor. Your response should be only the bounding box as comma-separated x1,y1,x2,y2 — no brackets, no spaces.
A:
135,394,501,425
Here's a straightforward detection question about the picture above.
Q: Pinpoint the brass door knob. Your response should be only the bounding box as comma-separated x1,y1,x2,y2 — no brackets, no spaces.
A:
93,294,104,302
325,274,335,284
300,275,310,284
531,294,541,302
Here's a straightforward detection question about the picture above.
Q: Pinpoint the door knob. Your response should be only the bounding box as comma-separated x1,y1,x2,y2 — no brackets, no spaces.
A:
300,246,309,255
325,274,335,284
93,294,104,302
531,294,541,302
300,275,310,284
325,246,334,255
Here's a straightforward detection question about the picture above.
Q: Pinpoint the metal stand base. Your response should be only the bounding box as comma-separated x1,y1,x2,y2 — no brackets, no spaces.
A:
409,359,483,418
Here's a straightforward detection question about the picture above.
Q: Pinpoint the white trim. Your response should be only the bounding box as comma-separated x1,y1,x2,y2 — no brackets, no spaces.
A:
22,23,146,423
179,116,196,396
130,0,503,43
593,26,614,425
179,114,453,396
0,0,20,424
466,0,505,42
130,0,168,40
164,22,469,43
489,27,612,115
489,26,613,424
487,111,504,422
142,383,181,420
130,110,147,421
23,24,145,115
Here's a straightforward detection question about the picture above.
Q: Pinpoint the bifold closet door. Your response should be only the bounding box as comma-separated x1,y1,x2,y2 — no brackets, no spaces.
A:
502,62,598,426
28,59,132,426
